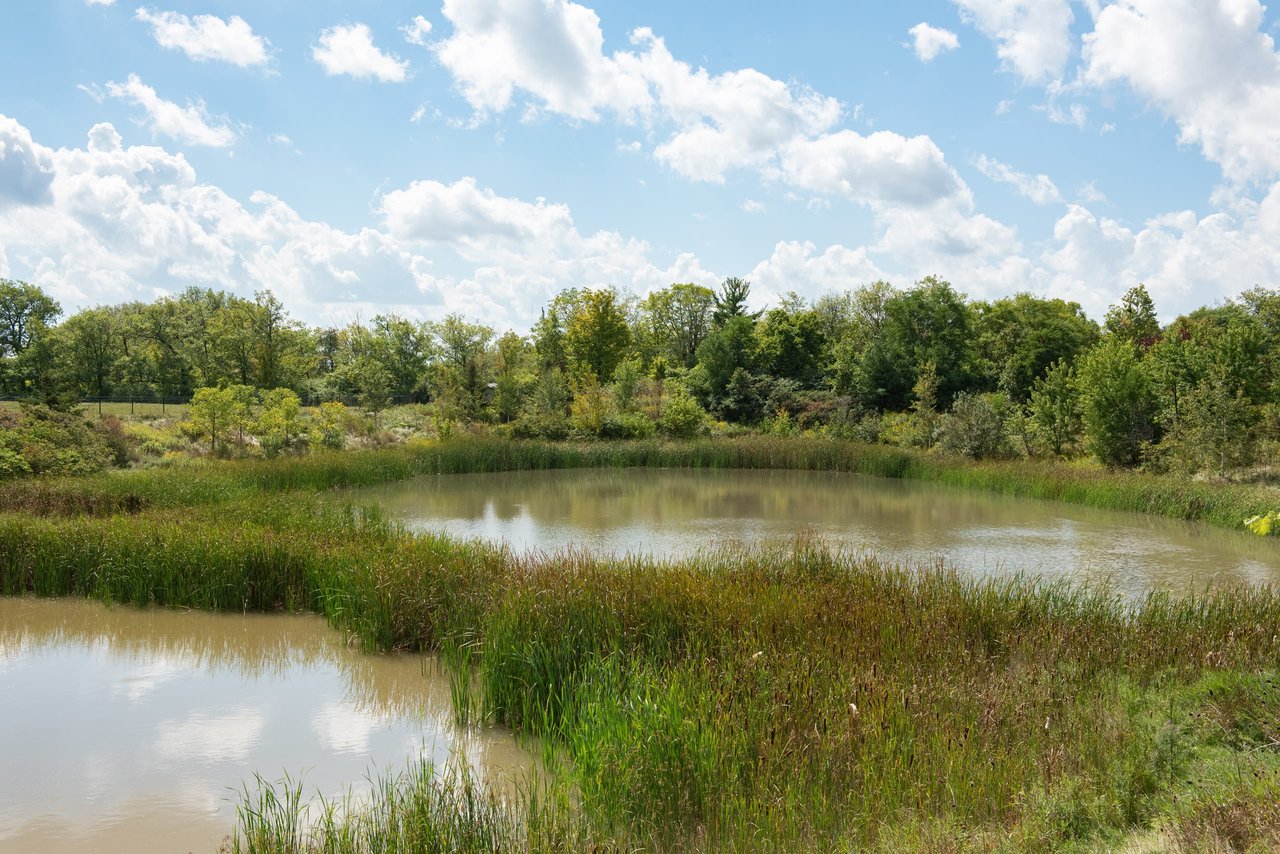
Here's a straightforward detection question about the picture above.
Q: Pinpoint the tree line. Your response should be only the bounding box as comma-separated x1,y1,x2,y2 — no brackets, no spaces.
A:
3,275,1278,474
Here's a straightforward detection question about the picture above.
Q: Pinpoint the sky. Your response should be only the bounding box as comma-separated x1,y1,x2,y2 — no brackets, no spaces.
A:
2,0,1280,330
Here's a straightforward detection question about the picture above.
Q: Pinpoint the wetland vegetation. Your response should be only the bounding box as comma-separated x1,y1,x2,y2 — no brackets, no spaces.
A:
3,436,1280,852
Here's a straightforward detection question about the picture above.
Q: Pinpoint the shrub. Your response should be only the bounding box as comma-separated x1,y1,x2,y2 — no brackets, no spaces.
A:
935,392,1008,459
0,446,31,479
659,385,707,438
598,412,656,440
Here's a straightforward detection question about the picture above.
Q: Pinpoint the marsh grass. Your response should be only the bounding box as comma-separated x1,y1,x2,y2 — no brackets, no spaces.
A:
5,437,1280,850
7,435,1280,528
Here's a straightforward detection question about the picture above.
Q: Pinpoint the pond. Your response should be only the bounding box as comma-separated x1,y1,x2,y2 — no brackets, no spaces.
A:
0,597,533,854
348,467,1280,594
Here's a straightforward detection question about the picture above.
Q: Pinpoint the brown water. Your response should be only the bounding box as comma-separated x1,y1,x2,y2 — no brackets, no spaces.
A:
0,598,533,854
350,467,1280,594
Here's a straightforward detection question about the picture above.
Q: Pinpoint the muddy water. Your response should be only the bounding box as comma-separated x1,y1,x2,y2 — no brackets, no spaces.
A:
0,598,533,854
350,467,1280,594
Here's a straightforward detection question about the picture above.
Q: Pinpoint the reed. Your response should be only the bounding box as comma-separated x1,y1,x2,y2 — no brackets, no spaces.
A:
6,436,1277,535
4,437,1280,849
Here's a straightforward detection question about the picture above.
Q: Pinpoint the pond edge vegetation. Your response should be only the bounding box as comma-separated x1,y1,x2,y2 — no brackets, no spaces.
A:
3,436,1280,852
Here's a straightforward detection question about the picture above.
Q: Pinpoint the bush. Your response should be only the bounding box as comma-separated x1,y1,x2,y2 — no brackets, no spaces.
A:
659,386,707,438
935,392,1008,459
598,412,656,440
507,414,572,441
0,446,31,479
0,405,117,476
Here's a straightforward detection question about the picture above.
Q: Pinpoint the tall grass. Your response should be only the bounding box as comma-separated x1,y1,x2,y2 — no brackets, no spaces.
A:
4,436,1280,849
4,491,1280,849
5,435,1277,533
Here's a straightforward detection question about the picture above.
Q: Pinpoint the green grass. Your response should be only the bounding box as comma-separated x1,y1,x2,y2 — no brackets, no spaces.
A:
4,436,1280,850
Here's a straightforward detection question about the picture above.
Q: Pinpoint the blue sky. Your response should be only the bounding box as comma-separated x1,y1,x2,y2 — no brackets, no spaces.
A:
2,0,1279,328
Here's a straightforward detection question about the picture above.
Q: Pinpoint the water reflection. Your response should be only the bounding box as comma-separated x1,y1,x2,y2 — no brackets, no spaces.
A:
349,467,1280,595
0,598,532,854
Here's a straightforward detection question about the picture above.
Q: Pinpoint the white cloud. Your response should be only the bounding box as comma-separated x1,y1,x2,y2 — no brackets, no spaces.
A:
313,24,409,83
636,27,843,183
1043,188,1280,319
974,154,1063,204
908,22,960,62
778,130,966,208
85,0,115,5
1082,0,1280,184
381,177,574,249
742,199,765,213
104,74,237,148
134,8,270,68
5,110,1276,332
995,98,1014,115
0,115,56,208
434,0,651,121
1077,181,1106,204
401,15,434,47
953,0,1075,83
431,1,842,181
748,241,885,306
0,114,718,328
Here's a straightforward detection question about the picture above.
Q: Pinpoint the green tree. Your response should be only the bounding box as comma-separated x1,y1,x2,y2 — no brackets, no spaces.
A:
255,387,304,456
1028,359,1081,457
188,387,240,456
693,314,759,408
493,331,534,423
910,360,940,449
757,304,826,387
658,383,707,437
532,307,567,372
1077,339,1156,467
972,293,1100,400
58,307,123,398
565,289,631,381
1104,284,1160,351
1166,365,1259,475
711,277,758,327
430,314,494,419
371,314,434,399
0,280,62,397
640,283,716,368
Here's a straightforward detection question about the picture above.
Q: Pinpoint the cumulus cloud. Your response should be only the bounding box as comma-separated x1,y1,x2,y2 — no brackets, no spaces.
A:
1043,187,1280,318
973,154,1063,204
0,115,720,328
908,23,960,62
0,115,56,207
748,241,886,306
313,24,409,83
429,0,997,258
4,108,1275,330
381,177,574,249
134,8,271,68
435,0,651,120
636,27,843,182
952,0,1075,83
401,15,434,47
778,130,966,208
103,74,237,147
1082,0,1280,184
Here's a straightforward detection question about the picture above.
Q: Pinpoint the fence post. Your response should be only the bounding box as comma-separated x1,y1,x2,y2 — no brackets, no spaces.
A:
130,397,134,415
